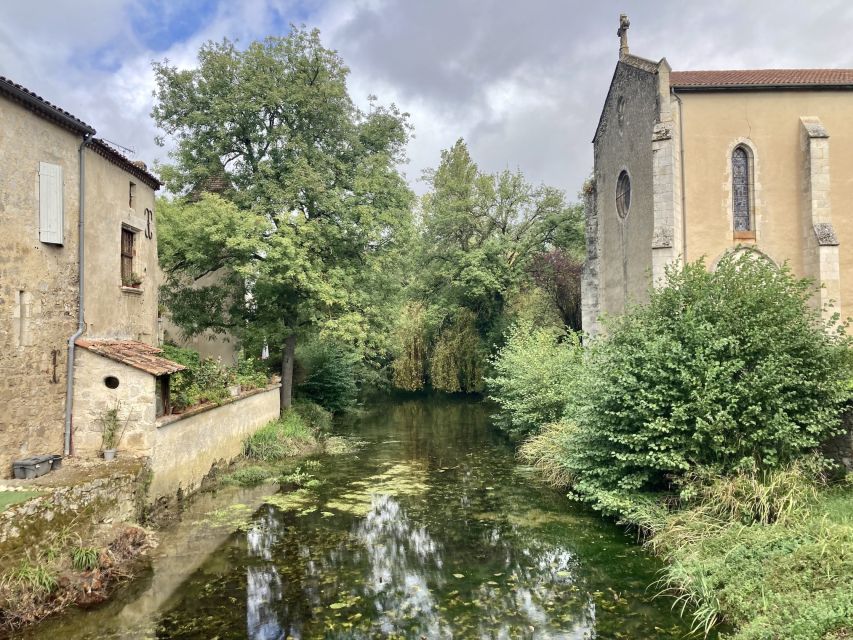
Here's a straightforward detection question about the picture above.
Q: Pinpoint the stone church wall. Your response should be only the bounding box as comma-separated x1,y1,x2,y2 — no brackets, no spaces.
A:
589,61,658,327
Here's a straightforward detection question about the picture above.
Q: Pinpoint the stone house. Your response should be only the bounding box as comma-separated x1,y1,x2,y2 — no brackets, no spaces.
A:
0,75,171,475
583,15,853,335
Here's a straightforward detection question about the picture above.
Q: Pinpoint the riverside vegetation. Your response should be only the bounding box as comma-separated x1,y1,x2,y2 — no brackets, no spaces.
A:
490,253,853,639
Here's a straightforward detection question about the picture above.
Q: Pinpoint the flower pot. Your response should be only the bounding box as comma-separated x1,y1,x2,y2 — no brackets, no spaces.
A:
103,449,117,461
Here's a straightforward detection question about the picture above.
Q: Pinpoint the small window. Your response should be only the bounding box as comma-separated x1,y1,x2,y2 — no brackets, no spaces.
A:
732,146,753,233
121,228,135,285
155,376,171,417
104,376,120,389
616,170,631,219
616,96,626,128
129,182,136,209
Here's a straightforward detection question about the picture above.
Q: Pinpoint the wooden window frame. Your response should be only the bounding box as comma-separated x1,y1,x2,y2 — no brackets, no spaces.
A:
155,375,171,417
121,227,135,285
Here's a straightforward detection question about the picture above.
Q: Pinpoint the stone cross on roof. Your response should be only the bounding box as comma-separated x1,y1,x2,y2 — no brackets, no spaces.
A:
617,14,630,57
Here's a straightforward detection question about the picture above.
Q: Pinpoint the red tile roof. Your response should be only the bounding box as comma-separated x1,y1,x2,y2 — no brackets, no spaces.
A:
670,69,853,89
76,339,185,376
0,75,95,134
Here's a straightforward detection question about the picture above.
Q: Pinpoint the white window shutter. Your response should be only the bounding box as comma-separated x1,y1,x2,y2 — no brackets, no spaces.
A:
39,162,64,245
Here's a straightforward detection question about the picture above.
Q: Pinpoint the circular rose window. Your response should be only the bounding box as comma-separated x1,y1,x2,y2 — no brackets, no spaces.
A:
616,170,631,219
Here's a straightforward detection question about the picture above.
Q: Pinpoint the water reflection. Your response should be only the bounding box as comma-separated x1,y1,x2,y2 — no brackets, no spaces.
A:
23,398,701,640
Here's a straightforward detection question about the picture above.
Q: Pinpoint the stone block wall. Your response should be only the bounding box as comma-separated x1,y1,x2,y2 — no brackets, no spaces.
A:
72,349,156,457
0,99,83,476
150,385,281,500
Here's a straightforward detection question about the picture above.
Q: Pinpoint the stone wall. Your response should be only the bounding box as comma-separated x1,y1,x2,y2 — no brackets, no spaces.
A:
588,58,659,331
0,98,83,476
824,410,853,473
83,150,160,343
72,348,156,457
149,385,281,500
0,459,146,558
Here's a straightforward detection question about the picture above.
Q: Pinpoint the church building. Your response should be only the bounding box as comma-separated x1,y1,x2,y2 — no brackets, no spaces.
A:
583,15,853,335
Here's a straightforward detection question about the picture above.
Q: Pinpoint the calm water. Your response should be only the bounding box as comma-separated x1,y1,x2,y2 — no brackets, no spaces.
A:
27,397,702,639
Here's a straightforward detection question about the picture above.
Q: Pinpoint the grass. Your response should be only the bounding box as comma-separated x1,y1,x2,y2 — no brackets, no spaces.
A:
644,463,853,640
242,411,320,462
70,547,100,572
0,491,40,512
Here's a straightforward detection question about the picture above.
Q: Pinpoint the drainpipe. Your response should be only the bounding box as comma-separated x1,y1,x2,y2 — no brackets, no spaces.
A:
64,134,94,456
673,89,688,261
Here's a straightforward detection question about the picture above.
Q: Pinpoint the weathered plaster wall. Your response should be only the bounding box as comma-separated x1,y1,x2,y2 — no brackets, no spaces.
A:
679,90,853,319
72,349,156,457
150,385,281,499
0,99,82,476
83,152,159,343
591,61,658,323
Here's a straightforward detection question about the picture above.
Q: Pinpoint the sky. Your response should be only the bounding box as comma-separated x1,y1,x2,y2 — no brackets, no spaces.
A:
3,0,853,199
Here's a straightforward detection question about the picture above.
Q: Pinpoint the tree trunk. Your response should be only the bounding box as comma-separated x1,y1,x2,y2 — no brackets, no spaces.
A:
280,334,296,414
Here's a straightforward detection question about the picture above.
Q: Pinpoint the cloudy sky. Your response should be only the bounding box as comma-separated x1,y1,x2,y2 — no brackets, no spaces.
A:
3,0,852,198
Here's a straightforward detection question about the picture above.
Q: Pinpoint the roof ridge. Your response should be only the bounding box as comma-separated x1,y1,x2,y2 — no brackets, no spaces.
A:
0,75,94,134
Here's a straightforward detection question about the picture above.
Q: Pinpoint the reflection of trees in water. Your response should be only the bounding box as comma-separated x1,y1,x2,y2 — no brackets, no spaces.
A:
249,491,597,638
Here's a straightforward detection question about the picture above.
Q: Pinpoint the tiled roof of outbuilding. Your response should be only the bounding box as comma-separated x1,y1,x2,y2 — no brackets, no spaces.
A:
76,339,185,376
670,69,853,89
0,75,95,134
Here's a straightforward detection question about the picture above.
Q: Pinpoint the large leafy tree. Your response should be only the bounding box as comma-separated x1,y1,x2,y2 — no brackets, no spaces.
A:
153,28,414,411
392,139,581,391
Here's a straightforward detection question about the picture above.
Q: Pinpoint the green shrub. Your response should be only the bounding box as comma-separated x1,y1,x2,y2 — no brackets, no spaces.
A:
486,323,583,439
243,412,318,461
226,465,273,487
162,344,234,411
235,352,269,391
560,255,851,508
293,400,333,431
296,340,359,413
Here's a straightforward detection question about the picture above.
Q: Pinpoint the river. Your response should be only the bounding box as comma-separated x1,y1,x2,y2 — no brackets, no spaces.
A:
26,396,703,639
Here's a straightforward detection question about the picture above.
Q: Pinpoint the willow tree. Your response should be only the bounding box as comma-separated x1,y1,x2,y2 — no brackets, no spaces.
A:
394,139,579,392
153,28,413,411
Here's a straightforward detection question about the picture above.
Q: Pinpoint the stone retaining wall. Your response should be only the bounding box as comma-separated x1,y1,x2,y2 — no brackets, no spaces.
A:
149,384,280,500
0,458,146,558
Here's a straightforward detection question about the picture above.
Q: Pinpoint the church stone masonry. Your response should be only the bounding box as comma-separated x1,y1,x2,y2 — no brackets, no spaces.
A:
583,15,851,335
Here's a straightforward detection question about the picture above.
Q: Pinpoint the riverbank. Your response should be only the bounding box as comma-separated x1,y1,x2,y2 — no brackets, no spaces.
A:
1,402,357,636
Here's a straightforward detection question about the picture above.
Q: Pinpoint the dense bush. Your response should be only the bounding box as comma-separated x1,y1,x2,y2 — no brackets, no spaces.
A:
161,344,233,411
430,310,484,393
569,255,850,502
296,340,359,413
486,323,583,439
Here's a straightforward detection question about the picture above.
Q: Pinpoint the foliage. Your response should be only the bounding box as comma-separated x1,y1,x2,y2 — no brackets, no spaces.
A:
235,352,270,391
4,560,57,596
390,139,582,392
487,323,583,439
557,255,851,507
391,302,428,391
226,465,274,487
98,403,131,450
296,340,360,413
70,547,100,572
646,465,853,639
161,344,234,411
292,400,333,432
153,27,415,407
517,421,578,488
528,248,583,332
429,310,484,393
243,412,319,461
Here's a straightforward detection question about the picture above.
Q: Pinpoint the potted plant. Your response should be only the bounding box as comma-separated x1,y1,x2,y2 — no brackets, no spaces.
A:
122,272,144,288
99,403,131,461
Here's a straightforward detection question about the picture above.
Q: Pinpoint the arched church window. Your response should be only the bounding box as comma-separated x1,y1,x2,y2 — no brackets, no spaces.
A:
616,170,631,219
732,146,752,232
